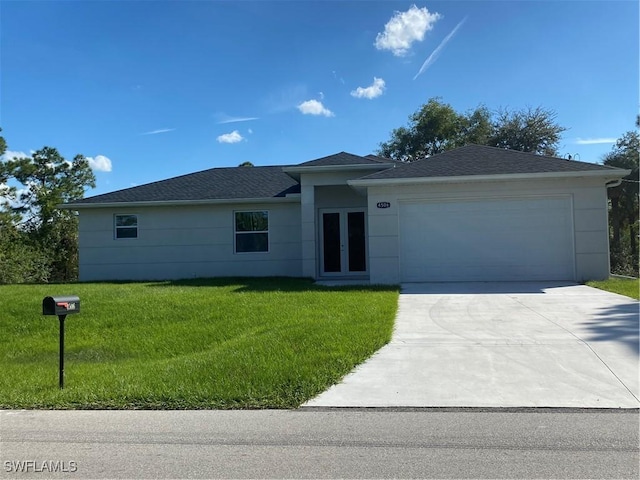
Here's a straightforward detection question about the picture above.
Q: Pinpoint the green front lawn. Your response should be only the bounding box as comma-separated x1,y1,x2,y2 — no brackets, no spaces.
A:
587,277,640,300
0,278,398,409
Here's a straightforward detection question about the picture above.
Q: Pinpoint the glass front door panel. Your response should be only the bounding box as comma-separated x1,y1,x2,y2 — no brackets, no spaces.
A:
347,212,366,272
322,213,341,273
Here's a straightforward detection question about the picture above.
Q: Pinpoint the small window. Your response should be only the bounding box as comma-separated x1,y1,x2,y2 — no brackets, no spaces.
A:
235,211,268,253
115,214,138,239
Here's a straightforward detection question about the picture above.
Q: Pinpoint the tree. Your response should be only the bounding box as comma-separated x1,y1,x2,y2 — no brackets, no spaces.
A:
0,130,52,283
602,126,639,276
0,127,12,207
5,147,95,228
377,98,566,161
0,128,10,221
3,146,96,281
378,98,491,162
0,219,50,284
238,161,254,167
488,106,567,156
0,128,6,159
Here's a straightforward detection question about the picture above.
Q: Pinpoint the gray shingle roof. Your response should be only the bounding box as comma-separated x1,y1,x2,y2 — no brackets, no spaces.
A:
71,165,300,205
365,154,397,163
297,151,392,167
69,146,624,206
361,144,621,180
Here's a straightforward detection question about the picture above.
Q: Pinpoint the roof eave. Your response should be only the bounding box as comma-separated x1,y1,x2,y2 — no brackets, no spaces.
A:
59,194,301,210
349,169,631,187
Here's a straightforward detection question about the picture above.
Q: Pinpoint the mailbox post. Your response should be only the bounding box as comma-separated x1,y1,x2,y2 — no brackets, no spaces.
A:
42,296,80,389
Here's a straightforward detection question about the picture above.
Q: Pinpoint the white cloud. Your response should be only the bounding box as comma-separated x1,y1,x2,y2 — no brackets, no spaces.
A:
351,77,386,99
0,150,28,161
86,155,112,172
215,115,259,124
217,130,244,144
574,137,617,145
297,99,334,117
141,128,175,135
375,5,442,56
1,150,112,173
0,183,12,198
248,128,253,134
414,17,467,80
0,183,27,209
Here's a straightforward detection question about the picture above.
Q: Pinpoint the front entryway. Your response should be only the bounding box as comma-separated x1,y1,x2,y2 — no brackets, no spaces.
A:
319,209,367,276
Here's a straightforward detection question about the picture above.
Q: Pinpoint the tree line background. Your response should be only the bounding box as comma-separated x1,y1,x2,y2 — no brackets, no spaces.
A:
0,98,637,283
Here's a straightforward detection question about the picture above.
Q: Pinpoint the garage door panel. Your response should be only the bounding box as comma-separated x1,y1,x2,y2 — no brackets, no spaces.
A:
399,197,575,282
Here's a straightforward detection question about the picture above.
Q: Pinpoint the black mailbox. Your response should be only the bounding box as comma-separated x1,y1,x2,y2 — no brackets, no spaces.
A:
42,295,80,389
43,296,80,316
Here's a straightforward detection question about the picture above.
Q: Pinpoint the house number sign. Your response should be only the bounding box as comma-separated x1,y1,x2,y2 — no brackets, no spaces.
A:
376,202,391,209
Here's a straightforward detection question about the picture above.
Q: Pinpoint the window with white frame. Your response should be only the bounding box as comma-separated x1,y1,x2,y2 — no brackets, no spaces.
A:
234,211,268,253
114,214,138,239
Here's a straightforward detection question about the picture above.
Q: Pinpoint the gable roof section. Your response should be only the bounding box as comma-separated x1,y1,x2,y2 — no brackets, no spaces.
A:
67,165,300,206
282,151,396,180
365,154,397,163
359,144,622,181
296,151,392,167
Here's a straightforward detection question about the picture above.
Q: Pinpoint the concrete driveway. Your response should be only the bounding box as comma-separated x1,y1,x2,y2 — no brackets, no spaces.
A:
304,282,639,408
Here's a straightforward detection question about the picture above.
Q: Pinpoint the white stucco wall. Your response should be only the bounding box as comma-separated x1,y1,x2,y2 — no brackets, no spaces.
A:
366,177,612,284
314,185,367,209
78,174,614,284
78,202,302,281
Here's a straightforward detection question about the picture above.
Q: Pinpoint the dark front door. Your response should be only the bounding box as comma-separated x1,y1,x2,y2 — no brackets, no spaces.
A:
320,209,367,276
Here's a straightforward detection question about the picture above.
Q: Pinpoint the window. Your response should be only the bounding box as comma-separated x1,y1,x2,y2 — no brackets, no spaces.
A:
235,211,268,253
115,214,138,239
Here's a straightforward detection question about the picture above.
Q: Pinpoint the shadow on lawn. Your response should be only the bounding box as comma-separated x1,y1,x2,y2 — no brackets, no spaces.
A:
144,277,398,293
581,303,640,356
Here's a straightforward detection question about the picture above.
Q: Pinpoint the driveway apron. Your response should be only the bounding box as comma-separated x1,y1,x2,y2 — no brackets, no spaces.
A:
304,282,640,408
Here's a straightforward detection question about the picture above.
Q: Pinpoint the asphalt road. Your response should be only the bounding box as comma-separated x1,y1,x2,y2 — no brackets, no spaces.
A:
0,409,638,479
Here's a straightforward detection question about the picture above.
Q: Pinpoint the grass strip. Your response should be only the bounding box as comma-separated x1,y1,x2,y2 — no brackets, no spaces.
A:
586,277,639,300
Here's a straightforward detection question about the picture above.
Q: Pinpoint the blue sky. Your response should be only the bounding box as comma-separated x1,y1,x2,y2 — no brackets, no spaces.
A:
1,1,637,196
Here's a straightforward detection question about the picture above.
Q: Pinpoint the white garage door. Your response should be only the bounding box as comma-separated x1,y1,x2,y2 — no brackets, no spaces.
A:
399,196,575,282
